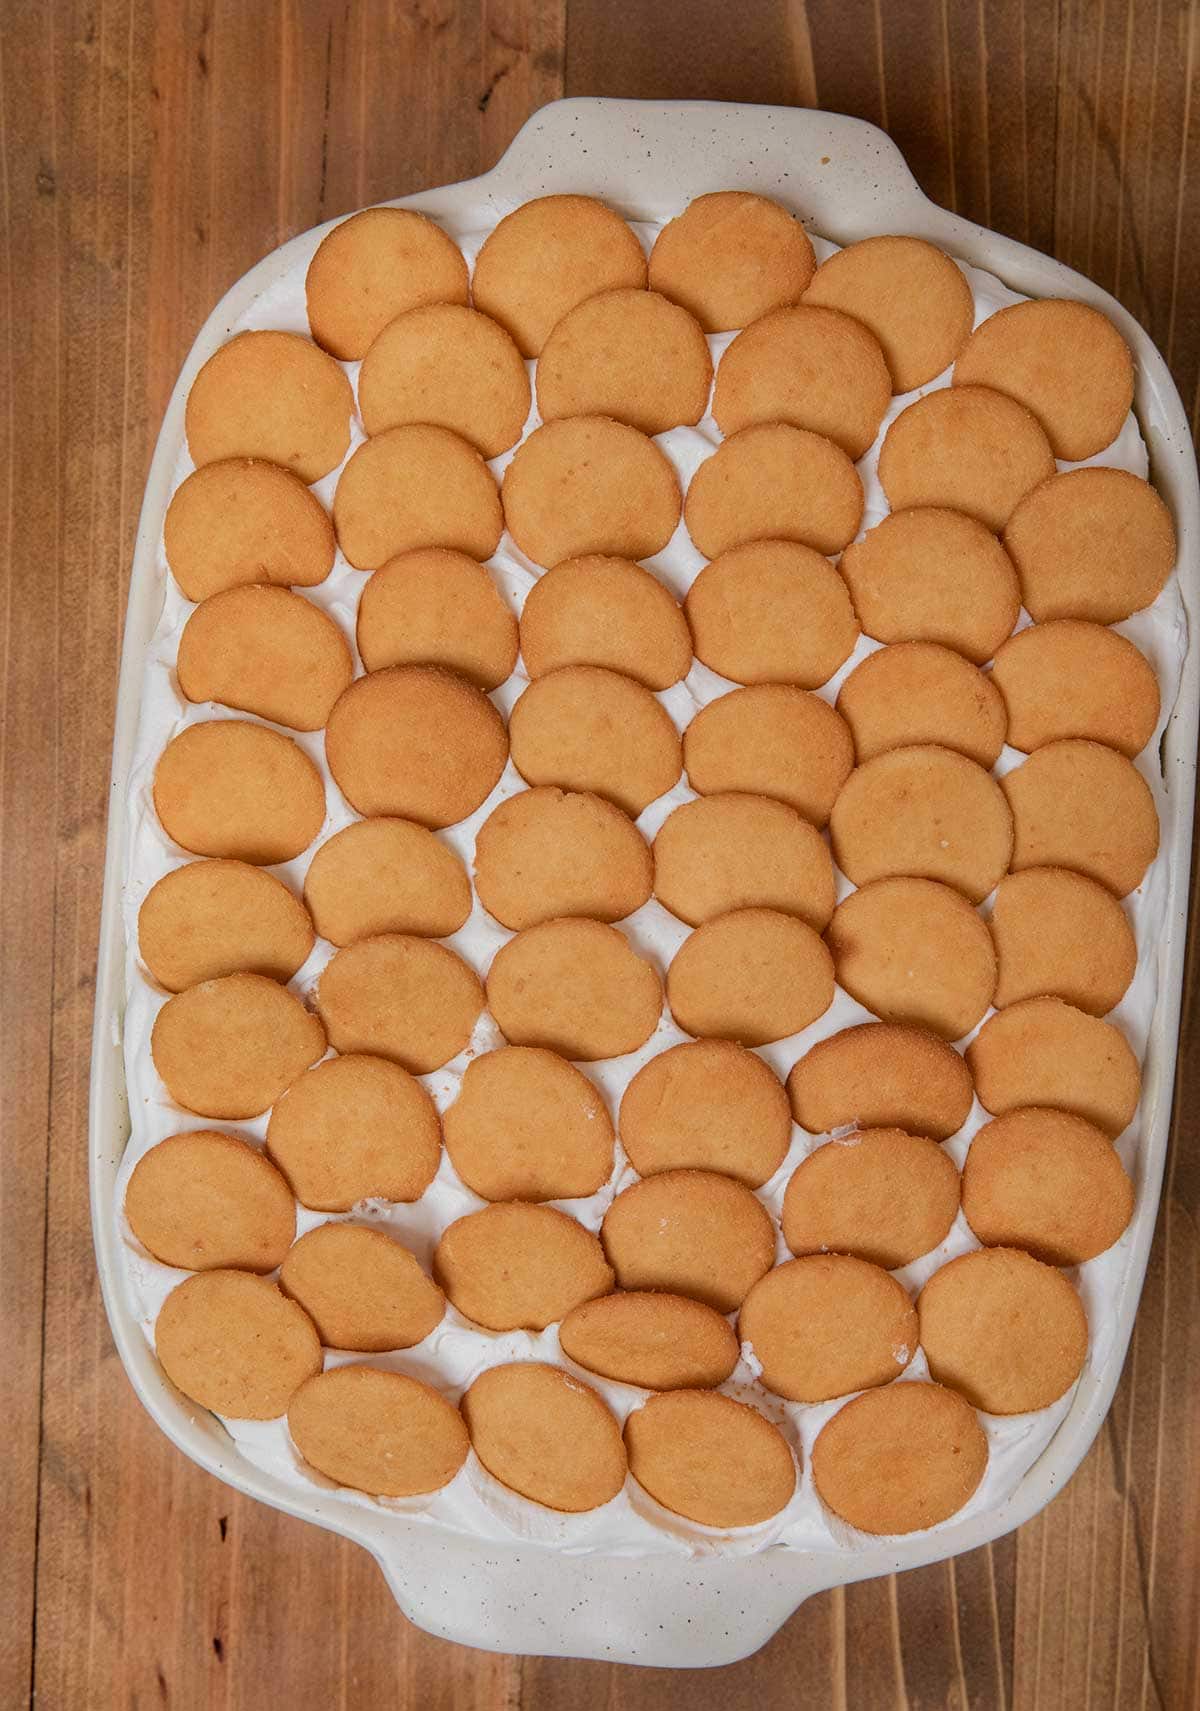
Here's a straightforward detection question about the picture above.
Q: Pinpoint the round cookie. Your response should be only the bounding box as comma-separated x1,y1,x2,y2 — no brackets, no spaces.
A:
619,1038,792,1188
836,642,1007,767
684,423,863,559
333,424,502,570
683,684,855,827
154,720,326,865
279,1222,445,1351
463,1362,626,1513
712,305,891,460
560,1291,739,1391
316,933,482,1074
825,877,997,1040
185,331,353,484
519,555,692,691
652,793,836,930
138,859,314,991
624,1389,797,1528
124,1130,296,1272
781,1129,960,1271
163,459,335,603
739,1255,917,1403
356,548,519,690
990,866,1136,1016
965,995,1140,1136
878,384,1056,531
358,304,530,457
1003,467,1176,624
683,539,859,690
433,1202,614,1331
918,1246,1089,1414
953,298,1134,459
302,817,471,946
155,1270,321,1420
812,1381,988,1536
600,1169,776,1313
838,507,1021,665
176,585,353,731
647,191,815,332
666,907,835,1047
536,288,712,435
266,1053,441,1211
305,205,469,360
1001,738,1159,897
486,917,662,1063
830,744,1014,904
471,194,647,358
787,1022,974,1142
288,1364,469,1497
151,972,325,1119
442,1045,614,1202
473,787,652,931
501,417,681,568
991,621,1159,757
802,235,975,392
508,665,681,818
325,665,508,828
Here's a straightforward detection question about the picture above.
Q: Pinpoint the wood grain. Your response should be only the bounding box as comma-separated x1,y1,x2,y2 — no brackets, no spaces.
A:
1,1,1197,1706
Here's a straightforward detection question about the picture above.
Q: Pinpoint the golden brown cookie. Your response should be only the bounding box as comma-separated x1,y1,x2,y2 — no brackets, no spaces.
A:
501,416,681,568
471,194,647,358
830,744,1013,904
138,859,314,992
151,973,325,1119
990,866,1136,1016
600,1169,776,1313
652,793,836,930
787,1022,974,1142
683,539,859,690
325,665,508,828
560,1291,740,1391
965,995,1140,1136
176,585,353,731
826,877,997,1040
356,548,519,690
433,1202,614,1331
666,907,835,1046
486,917,662,1062
288,1364,469,1496
462,1362,627,1512
163,459,336,603
473,787,652,930
305,205,469,360
619,1038,792,1188
155,1270,321,1419
442,1045,614,1202
683,684,854,828
536,288,712,435
333,424,503,569
266,1052,441,1211
878,384,1055,531
519,555,692,691
315,933,483,1074
836,642,1007,767
1003,467,1176,624
279,1222,445,1351
154,720,326,865
624,1389,797,1528
508,665,682,818
647,191,815,333
918,1246,1089,1414
357,304,529,456
739,1254,916,1403
302,817,471,946
1001,738,1159,897
185,331,353,484
991,621,1160,757
124,1130,296,1272
781,1129,960,1271
684,424,863,559
812,1381,987,1535
953,299,1134,460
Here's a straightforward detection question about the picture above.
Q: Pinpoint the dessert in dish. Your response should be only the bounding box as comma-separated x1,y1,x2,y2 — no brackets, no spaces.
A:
115,184,1184,1560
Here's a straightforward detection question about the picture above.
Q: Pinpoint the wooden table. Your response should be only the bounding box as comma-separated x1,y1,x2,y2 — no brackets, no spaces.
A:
5,3,1198,1706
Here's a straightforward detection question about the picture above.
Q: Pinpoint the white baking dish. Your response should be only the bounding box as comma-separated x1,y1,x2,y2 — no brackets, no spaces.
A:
90,97,1199,1668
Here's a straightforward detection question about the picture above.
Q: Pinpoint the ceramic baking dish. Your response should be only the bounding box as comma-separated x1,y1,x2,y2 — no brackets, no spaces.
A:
90,97,1199,1668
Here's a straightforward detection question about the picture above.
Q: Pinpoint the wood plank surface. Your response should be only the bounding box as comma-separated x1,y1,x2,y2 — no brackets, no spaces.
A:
1,2,1196,1706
